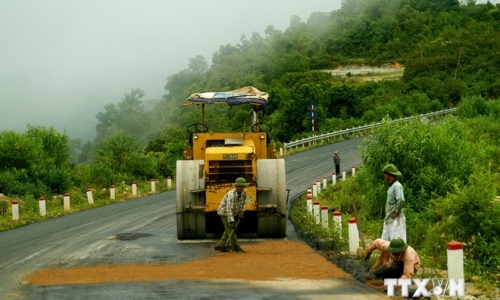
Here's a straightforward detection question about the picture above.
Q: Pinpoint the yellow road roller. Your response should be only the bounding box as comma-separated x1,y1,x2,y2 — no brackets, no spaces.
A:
176,86,287,239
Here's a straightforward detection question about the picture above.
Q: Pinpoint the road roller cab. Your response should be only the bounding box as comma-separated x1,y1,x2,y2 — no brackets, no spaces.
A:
176,86,287,239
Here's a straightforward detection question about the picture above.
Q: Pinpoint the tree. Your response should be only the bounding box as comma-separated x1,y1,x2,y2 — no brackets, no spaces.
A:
188,55,208,74
25,125,71,193
0,126,71,195
92,134,159,185
94,88,159,147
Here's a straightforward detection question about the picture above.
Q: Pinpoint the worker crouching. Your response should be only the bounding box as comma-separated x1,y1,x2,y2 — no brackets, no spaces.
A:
361,238,421,279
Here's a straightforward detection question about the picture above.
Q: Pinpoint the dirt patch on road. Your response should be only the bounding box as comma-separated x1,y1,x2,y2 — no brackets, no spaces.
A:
25,240,350,285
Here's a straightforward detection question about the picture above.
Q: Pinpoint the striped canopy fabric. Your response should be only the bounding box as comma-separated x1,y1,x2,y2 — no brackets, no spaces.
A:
183,86,268,109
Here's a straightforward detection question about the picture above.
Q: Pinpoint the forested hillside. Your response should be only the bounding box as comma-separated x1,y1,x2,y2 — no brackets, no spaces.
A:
160,0,500,143
1,0,500,197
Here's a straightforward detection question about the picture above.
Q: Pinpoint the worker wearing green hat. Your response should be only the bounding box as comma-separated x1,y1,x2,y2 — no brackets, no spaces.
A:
361,237,421,279
381,164,406,242
215,177,247,253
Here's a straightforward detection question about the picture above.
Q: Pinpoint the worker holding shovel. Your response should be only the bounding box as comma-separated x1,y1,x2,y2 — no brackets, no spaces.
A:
215,177,247,253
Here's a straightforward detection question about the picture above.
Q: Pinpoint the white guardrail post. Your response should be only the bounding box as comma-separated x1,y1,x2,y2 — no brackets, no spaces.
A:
38,197,46,216
348,217,359,254
63,193,70,211
333,211,342,238
110,185,116,200
12,201,19,220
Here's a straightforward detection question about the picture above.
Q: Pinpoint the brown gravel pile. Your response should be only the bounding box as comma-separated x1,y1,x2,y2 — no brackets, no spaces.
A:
26,240,350,285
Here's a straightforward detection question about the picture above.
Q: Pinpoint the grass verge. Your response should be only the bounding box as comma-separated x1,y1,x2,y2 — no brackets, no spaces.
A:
0,178,174,232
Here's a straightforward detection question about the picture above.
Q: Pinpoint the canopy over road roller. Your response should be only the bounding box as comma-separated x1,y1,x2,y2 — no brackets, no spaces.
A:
176,86,287,239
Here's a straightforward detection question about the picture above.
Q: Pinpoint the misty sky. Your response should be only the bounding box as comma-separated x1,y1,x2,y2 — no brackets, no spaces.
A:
1,1,498,141
0,0,343,141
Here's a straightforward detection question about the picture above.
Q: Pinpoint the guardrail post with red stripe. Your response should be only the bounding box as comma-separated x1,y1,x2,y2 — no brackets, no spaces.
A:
333,211,342,238
38,197,46,216
12,201,19,220
110,185,115,200
348,217,359,254
447,241,464,280
63,193,70,211
132,181,137,197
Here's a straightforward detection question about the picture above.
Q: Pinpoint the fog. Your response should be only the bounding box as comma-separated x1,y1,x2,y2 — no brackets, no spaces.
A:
0,0,343,141
1,0,498,141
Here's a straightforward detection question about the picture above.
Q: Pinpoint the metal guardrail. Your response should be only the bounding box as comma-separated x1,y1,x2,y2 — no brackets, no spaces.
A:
283,108,457,152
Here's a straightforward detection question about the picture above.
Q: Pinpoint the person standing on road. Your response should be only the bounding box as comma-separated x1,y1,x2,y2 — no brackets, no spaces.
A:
215,177,247,253
361,238,421,279
381,164,406,242
333,151,341,176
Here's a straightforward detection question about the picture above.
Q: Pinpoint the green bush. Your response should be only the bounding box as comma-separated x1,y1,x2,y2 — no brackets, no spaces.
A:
126,152,158,180
290,113,500,288
71,164,93,189
430,170,500,264
0,199,8,215
360,117,487,215
0,127,72,196
90,162,117,188
457,96,489,119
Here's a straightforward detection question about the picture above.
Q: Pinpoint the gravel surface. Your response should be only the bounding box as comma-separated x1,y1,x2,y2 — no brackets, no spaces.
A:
25,240,351,285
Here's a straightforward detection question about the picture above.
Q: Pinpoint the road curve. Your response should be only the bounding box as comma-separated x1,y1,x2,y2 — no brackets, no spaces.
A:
0,136,389,300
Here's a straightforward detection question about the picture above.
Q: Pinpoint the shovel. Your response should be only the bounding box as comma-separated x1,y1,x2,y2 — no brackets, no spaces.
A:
222,219,240,252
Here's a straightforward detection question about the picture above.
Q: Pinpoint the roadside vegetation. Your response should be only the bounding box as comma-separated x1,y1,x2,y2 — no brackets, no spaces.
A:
1,0,500,293
290,97,500,297
0,178,173,232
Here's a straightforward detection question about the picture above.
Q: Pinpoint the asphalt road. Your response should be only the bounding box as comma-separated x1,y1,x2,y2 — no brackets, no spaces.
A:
0,136,389,300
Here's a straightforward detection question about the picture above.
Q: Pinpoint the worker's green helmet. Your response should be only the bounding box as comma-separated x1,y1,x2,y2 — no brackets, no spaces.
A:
235,177,247,187
382,164,402,176
387,238,408,253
